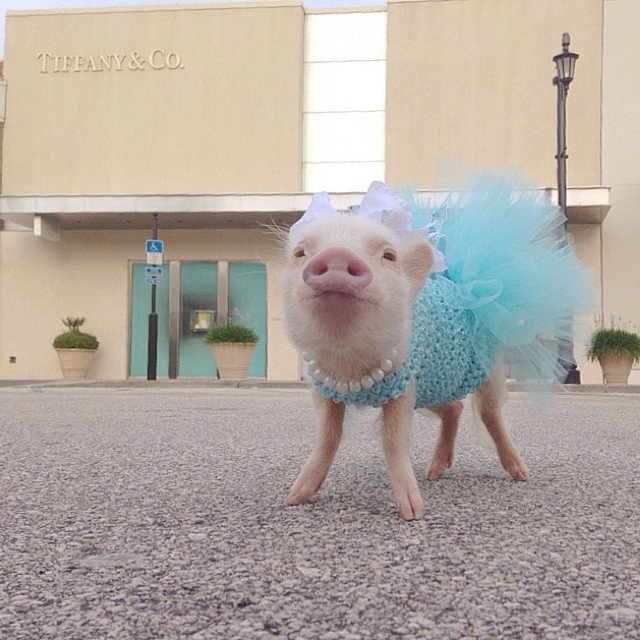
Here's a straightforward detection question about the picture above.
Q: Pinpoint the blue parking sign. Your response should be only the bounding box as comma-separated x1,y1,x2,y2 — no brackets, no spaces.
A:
145,239,164,253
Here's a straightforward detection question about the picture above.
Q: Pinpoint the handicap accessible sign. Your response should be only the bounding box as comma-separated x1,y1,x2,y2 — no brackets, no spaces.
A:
146,239,164,266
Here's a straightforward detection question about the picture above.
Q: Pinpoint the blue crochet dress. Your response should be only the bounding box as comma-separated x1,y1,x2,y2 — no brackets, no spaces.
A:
311,275,496,407
310,170,594,408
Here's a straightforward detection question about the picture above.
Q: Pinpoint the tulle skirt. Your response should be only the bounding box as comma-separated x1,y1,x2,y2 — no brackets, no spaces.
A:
407,169,595,390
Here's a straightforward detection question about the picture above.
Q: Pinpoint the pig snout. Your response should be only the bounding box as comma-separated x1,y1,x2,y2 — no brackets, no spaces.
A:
303,247,373,295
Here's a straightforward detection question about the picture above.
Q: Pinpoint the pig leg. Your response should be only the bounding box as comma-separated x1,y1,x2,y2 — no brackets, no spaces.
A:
381,388,425,520
474,378,529,481
286,392,345,506
424,399,463,480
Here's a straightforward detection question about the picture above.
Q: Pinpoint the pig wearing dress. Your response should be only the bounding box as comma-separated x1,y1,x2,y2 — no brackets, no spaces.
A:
282,176,591,520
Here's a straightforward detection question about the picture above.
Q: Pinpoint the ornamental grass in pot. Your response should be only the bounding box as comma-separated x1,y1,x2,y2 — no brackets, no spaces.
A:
587,325,640,384
52,317,99,379
203,323,259,380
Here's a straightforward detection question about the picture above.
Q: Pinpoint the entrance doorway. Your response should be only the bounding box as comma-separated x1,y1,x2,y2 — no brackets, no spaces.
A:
129,261,266,378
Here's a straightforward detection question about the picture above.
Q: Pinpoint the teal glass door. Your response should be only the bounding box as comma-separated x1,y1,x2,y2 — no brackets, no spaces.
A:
129,260,266,378
228,262,266,377
178,262,218,376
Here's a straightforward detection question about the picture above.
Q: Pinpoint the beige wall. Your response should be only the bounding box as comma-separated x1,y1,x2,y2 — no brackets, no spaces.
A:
386,0,603,189
602,0,640,384
0,228,298,380
3,1,304,194
570,223,603,384
2,0,631,385
0,218,603,383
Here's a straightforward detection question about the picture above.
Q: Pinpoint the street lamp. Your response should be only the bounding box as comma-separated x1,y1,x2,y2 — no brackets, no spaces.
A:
553,32,579,218
553,32,580,384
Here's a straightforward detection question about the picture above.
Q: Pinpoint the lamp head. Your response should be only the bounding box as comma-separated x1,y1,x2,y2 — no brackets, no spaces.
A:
553,32,579,85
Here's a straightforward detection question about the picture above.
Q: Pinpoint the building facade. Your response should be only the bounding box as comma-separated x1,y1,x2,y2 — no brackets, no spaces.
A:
0,0,637,384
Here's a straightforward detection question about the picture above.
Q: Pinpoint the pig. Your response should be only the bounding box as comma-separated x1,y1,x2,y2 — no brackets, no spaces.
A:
281,183,529,520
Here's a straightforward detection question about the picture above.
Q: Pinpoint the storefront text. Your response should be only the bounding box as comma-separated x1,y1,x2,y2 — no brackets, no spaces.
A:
37,50,185,73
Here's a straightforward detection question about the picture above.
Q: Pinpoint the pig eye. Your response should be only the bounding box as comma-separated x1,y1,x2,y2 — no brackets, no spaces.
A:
293,247,306,258
382,250,397,262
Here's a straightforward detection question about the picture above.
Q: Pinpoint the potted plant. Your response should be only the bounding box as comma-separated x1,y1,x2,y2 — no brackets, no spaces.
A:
203,322,258,380
587,326,640,384
52,317,99,379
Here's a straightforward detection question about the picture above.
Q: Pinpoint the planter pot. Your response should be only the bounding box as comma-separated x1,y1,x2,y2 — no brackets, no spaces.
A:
55,348,97,379
597,355,634,384
210,343,255,380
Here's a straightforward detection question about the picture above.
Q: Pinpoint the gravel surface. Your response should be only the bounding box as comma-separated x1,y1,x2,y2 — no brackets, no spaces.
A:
1,387,638,639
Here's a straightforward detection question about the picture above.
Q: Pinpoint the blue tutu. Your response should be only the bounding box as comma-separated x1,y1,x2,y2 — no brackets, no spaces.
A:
407,169,595,390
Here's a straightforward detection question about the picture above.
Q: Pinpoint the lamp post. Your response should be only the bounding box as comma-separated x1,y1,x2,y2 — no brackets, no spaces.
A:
553,33,579,218
553,32,580,384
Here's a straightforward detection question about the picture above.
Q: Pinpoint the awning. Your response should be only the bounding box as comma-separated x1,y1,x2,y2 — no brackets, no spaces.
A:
0,186,611,241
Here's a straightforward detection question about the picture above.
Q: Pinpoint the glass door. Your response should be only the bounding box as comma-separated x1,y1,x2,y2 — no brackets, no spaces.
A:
129,260,267,378
228,262,266,377
178,262,218,376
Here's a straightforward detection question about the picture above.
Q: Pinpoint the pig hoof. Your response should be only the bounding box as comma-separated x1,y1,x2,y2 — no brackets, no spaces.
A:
398,503,425,521
425,453,453,480
497,446,529,482
396,493,425,520
285,486,315,506
504,457,529,481
425,458,452,480
285,493,309,506
425,466,445,481
509,465,529,482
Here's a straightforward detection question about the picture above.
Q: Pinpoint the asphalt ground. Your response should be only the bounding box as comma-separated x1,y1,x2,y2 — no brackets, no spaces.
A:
1,386,638,640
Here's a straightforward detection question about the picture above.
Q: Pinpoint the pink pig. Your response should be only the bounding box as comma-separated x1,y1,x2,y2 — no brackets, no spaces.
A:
281,187,528,520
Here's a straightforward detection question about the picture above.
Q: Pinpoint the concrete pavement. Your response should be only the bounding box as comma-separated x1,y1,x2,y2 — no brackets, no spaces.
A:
1,386,638,639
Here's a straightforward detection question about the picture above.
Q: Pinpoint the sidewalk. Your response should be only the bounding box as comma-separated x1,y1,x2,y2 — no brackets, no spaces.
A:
1,377,640,394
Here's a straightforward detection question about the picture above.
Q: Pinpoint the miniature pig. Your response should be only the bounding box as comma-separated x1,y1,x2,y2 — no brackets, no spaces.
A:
281,182,530,520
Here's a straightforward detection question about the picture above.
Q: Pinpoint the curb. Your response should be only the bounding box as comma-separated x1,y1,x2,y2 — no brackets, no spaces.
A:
1,379,639,394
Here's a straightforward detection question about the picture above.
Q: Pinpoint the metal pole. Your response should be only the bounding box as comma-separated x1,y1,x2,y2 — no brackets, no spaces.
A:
147,213,158,381
555,77,567,218
554,45,580,384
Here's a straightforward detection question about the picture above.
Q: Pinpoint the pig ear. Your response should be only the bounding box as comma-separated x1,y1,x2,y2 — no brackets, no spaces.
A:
402,237,433,298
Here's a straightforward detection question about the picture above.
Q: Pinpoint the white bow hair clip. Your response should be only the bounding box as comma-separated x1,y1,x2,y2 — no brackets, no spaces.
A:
290,181,412,235
290,181,446,273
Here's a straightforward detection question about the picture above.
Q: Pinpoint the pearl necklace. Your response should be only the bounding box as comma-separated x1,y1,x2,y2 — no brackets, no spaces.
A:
302,349,400,393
